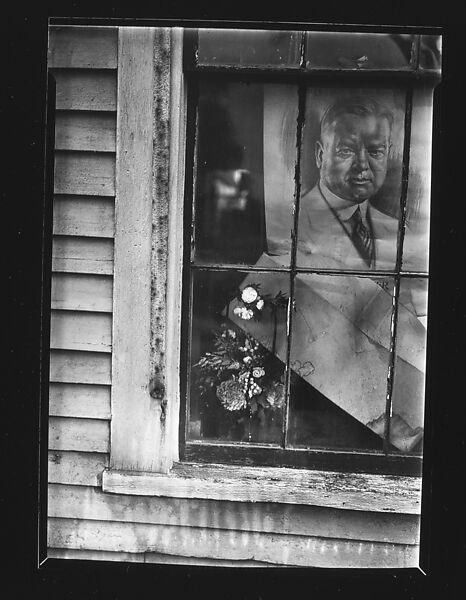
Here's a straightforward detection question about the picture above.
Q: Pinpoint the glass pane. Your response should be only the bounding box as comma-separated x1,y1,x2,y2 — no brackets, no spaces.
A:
194,81,297,267
188,270,289,444
389,278,428,454
297,88,405,271
288,273,394,451
198,28,302,67
419,35,442,70
305,32,414,70
402,86,435,272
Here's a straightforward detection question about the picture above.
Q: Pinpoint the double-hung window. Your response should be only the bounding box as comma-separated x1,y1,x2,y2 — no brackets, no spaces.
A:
178,28,441,476
103,25,440,506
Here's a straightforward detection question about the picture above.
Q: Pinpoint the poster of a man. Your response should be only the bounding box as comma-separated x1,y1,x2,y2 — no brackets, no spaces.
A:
228,89,427,452
189,81,429,453
297,96,399,271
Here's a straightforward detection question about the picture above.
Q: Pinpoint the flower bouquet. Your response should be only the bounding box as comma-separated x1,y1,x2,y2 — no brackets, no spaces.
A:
192,285,288,441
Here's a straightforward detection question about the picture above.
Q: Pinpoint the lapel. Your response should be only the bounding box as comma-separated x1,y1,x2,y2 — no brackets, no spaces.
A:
298,185,398,270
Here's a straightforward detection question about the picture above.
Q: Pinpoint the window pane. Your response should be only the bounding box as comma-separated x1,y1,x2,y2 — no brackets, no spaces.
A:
194,81,297,267
389,277,428,454
402,86,435,272
297,87,405,271
418,35,442,70
198,28,302,67
287,273,394,450
188,270,289,444
305,32,414,70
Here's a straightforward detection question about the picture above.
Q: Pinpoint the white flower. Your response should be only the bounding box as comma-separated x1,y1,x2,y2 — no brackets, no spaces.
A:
243,356,252,364
241,286,259,304
256,298,264,310
228,329,236,338
252,367,265,378
248,383,262,397
234,307,253,320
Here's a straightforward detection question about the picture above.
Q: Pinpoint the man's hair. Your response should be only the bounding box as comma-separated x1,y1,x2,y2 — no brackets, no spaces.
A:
320,96,394,138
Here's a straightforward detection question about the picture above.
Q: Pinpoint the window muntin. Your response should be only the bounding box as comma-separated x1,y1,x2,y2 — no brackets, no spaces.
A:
182,27,440,474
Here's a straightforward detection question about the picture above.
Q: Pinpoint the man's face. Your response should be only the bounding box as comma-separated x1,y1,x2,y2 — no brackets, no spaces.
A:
316,112,391,203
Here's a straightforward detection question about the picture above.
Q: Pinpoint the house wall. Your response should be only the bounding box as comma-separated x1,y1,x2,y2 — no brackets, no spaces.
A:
47,25,421,568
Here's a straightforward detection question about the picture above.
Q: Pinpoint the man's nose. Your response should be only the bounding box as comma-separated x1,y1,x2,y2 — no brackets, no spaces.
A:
353,148,369,171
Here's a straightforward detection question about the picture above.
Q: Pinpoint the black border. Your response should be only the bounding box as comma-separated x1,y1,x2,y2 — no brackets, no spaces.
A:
6,4,464,600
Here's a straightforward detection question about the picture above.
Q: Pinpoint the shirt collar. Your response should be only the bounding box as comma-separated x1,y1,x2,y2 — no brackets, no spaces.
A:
319,181,368,222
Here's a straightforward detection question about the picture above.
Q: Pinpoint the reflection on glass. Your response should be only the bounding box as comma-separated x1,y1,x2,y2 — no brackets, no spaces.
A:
188,270,289,444
198,28,302,67
389,278,428,454
297,88,405,271
402,86,434,273
419,35,442,70
305,32,414,69
194,82,297,266
288,273,394,450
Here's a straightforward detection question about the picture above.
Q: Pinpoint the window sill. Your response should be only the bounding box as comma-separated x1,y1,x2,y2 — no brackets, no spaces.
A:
102,462,422,514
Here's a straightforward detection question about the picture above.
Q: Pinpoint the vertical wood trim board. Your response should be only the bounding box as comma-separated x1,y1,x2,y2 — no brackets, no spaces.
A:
110,27,165,472
163,28,186,463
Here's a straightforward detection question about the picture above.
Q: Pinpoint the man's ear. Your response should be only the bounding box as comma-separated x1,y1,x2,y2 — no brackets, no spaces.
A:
315,140,324,169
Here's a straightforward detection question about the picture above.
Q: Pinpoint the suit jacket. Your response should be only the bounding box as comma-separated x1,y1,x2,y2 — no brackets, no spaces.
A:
297,184,399,271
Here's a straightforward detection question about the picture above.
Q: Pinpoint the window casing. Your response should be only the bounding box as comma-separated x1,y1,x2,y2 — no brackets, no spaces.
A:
100,25,439,517
178,28,441,476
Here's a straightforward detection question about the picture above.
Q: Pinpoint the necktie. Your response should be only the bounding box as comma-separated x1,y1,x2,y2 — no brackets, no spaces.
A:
349,207,374,267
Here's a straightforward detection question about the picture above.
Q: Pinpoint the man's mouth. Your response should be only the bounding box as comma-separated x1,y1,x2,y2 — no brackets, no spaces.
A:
350,178,372,185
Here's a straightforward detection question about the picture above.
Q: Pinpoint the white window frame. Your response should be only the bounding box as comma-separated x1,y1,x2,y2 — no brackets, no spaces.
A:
103,25,422,516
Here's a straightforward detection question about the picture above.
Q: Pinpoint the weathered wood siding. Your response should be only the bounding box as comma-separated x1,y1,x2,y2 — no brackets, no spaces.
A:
47,25,421,568
47,24,116,560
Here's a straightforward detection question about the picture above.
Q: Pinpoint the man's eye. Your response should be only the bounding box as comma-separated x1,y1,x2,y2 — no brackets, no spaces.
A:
369,148,386,158
337,147,354,157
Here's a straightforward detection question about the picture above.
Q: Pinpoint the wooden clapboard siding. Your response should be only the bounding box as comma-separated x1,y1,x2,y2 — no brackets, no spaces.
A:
47,548,146,563
49,350,112,385
47,548,271,566
47,517,419,568
48,484,420,545
49,417,110,453
54,113,117,152
51,273,113,312
48,26,118,69
54,152,115,196
50,311,112,353
143,553,271,566
46,25,116,566
52,237,114,275
48,451,109,486
53,196,114,238
49,383,111,419
53,70,117,111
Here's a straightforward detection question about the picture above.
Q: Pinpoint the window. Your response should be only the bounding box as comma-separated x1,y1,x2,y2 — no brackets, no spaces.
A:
103,26,440,509
178,28,441,475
